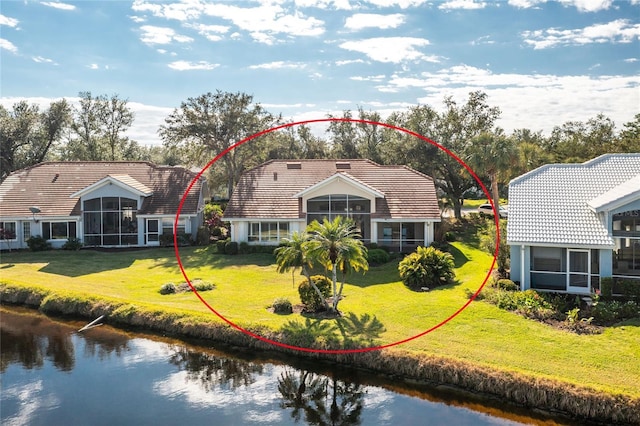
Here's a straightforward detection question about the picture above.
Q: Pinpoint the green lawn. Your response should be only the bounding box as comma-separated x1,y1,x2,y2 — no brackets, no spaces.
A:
1,244,639,398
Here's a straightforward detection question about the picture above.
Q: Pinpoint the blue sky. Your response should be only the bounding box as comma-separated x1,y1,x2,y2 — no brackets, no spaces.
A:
1,0,639,146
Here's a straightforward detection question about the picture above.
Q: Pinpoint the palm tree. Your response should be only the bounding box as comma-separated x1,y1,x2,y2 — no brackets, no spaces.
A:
465,131,517,211
306,217,368,313
275,231,329,310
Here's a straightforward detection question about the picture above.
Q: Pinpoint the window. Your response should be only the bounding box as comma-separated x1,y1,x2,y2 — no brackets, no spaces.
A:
23,222,31,240
247,222,289,243
83,196,138,246
306,194,371,241
42,222,77,240
0,221,17,240
162,218,185,235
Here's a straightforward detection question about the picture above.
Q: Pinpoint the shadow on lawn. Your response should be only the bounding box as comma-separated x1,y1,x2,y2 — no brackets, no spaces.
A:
152,247,276,270
280,312,385,349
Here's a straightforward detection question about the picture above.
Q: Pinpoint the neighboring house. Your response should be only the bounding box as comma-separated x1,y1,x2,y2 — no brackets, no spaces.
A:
508,153,640,295
0,162,208,250
223,159,441,252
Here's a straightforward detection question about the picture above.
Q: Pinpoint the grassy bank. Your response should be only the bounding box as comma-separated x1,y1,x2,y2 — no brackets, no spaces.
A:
1,245,639,423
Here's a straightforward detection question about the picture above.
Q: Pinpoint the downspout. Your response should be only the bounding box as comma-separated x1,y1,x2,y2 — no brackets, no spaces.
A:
520,245,526,291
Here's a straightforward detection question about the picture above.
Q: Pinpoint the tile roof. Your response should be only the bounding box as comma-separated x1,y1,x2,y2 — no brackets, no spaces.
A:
223,159,440,220
507,154,640,247
0,162,206,218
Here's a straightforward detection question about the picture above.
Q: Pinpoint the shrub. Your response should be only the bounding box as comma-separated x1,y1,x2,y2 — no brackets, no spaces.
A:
272,297,293,314
216,239,228,253
62,237,83,251
159,283,177,295
196,226,211,245
298,275,331,311
398,246,455,291
26,235,50,251
621,280,640,300
496,279,518,291
600,277,613,299
224,241,238,255
592,299,640,325
367,248,390,265
239,242,250,254
192,281,215,292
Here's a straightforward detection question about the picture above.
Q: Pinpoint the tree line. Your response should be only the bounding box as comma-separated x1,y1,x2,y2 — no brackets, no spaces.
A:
2,90,638,218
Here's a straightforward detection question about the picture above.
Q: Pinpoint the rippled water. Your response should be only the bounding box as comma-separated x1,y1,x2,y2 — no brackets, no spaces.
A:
0,307,572,426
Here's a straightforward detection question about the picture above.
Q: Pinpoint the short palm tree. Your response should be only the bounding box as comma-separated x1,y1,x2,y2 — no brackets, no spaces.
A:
275,231,329,310
306,217,368,313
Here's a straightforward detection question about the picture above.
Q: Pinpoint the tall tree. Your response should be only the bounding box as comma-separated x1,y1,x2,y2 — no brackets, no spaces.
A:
64,92,137,161
159,91,279,198
326,108,384,163
388,92,500,218
0,99,71,181
616,113,640,153
465,130,517,210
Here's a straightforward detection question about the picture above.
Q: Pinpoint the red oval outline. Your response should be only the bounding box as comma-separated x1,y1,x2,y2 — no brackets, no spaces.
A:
174,118,500,354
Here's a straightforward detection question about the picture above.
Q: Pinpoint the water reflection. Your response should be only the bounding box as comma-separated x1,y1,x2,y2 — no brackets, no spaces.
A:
1,307,575,426
168,346,264,391
1,308,129,372
278,370,364,425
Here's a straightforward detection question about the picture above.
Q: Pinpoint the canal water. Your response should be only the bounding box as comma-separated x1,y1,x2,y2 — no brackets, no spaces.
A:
1,306,575,426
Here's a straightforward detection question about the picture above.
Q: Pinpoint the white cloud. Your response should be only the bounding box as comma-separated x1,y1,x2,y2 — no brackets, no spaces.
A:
559,0,613,12
185,23,230,42
132,1,325,45
508,0,614,11
624,58,638,63
202,3,325,44
248,61,307,70
32,56,57,65
523,19,640,49
439,0,486,10
335,58,366,66
0,38,18,53
364,0,429,8
139,25,194,45
375,65,640,134
350,74,386,82
339,37,435,63
87,63,99,69
295,0,353,9
41,2,76,11
129,15,146,23
131,0,202,21
345,13,405,30
0,14,19,27
168,60,219,71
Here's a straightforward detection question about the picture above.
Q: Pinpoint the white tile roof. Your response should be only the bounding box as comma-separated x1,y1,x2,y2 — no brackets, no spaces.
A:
507,154,640,247
588,174,640,212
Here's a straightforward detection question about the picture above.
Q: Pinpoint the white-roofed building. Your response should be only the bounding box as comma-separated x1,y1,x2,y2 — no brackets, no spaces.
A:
507,153,640,295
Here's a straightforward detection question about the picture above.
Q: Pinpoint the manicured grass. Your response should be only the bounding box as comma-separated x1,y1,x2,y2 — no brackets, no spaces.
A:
1,244,639,398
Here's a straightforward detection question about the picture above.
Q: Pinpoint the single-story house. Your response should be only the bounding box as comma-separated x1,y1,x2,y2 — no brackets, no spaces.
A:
508,153,640,295
0,162,208,249
223,159,441,251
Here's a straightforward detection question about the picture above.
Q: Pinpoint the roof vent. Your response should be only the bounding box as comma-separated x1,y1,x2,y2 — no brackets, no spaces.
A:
336,161,351,169
52,173,60,183
286,162,302,169
273,172,278,181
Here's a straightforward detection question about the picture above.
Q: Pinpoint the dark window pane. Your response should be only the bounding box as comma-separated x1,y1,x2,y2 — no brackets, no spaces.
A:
51,222,68,239
84,198,101,211
69,222,76,239
103,197,119,211
43,222,51,239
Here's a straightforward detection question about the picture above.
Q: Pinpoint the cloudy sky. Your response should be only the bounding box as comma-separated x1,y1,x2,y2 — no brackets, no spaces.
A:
1,0,639,146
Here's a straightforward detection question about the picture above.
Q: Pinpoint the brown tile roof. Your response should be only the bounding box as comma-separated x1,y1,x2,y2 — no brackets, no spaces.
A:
223,159,440,220
0,162,205,218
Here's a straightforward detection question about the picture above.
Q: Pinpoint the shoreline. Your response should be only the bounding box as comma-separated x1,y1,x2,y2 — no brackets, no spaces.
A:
1,283,638,425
